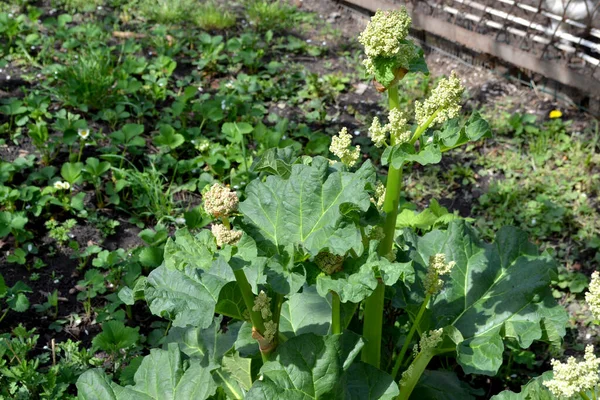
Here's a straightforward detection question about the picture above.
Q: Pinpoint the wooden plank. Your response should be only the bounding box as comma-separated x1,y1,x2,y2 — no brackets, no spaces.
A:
341,0,600,96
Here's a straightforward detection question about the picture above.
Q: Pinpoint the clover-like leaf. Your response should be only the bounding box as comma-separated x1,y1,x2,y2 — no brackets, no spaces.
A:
246,332,398,399
240,158,376,257
399,221,568,375
76,343,217,400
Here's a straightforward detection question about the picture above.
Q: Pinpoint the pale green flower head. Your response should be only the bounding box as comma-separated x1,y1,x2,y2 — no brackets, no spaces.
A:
544,345,600,398
203,183,239,218
423,253,455,295
315,252,344,275
263,320,278,343
586,271,600,320
368,117,387,148
415,71,464,127
358,9,411,58
412,328,444,359
329,127,361,167
368,109,411,147
387,108,411,144
211,223,243,247
253,290,272,320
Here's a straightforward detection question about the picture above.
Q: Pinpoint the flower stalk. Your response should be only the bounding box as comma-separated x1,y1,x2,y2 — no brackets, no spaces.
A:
362,82,403,368
332,291,342,334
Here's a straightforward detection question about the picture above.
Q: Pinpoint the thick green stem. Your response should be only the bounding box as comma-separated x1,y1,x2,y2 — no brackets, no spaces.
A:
331,291,341,334
361,82,403,368
396,348,437,400
233,269,269,363
391,293,431,380
410,108,441,145
580,392,591,400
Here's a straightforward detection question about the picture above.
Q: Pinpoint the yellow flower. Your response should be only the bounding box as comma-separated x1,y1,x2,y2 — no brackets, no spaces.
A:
549,110,563,119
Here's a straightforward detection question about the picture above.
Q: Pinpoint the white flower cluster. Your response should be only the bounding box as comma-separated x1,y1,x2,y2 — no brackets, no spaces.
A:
315,252,344,275
211,223,243,247
415,71,464,127
253,291,278,344
358,9,411,58
368,109,412,148
544,345,600,398
586,271,600,320
53,181,71,190
329,127,361,167
423,253,455,295
358,9,414,77
203,183,239,218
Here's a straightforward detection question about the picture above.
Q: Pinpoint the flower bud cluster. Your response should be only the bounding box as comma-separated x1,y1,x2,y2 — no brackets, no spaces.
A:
358,9,414,77
358,9,411,59
203,183,239,218
412,328,444,358
415,71,464,127
373,181,386,209
315,252,344,275
253,291,277,344
368,109,412,148
329,127,360,167
586,271,600,320
423,253,455,295
211,223,243,247
544,345,600,398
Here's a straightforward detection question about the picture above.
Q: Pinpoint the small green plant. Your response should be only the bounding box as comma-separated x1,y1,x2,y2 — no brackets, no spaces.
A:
45,219,77,246
56,47,118,111
194,1,236,30
0,274,31,323
246,0,298,32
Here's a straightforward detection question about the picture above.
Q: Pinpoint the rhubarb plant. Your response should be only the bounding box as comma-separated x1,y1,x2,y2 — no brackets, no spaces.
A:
77,8,569,399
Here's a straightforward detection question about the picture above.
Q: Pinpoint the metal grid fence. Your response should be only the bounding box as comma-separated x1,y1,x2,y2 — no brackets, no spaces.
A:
344,0,600,100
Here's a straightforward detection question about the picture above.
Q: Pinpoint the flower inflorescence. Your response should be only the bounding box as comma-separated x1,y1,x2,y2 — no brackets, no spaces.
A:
544,345,600,398
203,183,239,218
358,9,411,59
368,109,411,148
253,291,278,344
415,71,464,127
315,252,344,275
358,9,415,79
413,328,444,358
211,223,243,247
423,253,455,295
586,271,600,320
330,127,360,167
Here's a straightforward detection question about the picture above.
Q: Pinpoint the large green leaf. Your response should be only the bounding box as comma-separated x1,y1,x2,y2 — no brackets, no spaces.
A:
240,158,376,257
144,230,234,328
77,344,217,400
400,221,567,375
279,286,331,338
246,332,398,399
317,242,413,303
412,370,484,399
163,316,240,364
490,372,557,400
